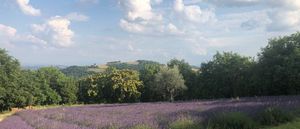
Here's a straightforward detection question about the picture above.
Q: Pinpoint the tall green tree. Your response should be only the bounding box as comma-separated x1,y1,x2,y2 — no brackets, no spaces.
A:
139,63,161,101
104,68,143,102
18,70,46,105
199,52,255,98
168,59,197,99
151,66,187,102
78,74,105,103
257,32,300,95
0,49,33,110
36,67,78,104
78,68,143,103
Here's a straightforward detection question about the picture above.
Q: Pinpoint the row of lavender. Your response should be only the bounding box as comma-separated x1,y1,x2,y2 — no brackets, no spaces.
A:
1,95,300,129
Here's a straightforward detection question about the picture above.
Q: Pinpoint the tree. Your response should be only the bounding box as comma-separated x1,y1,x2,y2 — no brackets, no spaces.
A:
78,74,105,103
199,52,255,98
104,68,143,102
36,67,78,104
0,49,33,110
18,70,46,105
167,59,197,99
35,69,62,105
139,63,161,101
256,32,300,95
78,68,143,103
151,66,187,102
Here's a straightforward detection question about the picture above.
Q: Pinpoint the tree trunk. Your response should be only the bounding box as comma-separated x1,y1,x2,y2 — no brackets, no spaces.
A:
170,93,174,102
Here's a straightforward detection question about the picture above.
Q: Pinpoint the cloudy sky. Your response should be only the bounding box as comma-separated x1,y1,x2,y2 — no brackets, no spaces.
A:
0,0,299,66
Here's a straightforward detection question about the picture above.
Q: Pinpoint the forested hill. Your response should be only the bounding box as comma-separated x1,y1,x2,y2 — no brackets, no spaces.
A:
60,60,165,79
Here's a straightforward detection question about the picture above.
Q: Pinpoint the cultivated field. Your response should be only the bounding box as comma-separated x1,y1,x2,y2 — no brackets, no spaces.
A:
1,96,300,129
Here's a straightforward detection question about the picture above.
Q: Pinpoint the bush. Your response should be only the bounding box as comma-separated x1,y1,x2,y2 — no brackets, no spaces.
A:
208,112,258,129
169,118,200,129
292,108,300,117
258,107,294,126
266,118,300,129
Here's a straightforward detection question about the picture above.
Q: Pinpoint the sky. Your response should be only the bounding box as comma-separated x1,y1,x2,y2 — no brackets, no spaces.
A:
0,0,299,66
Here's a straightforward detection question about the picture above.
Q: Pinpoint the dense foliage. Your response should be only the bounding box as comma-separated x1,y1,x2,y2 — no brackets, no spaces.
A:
198,52,255,98
139,63,161,102
0,49,77,111
0,49,33,111
168,59,197,99
36,67,78,104
1,32,300,110
256,33,300,95
151,66,186,102
78,68,143,103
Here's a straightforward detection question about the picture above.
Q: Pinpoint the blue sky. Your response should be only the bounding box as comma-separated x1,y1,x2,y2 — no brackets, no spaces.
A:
0,0,299,66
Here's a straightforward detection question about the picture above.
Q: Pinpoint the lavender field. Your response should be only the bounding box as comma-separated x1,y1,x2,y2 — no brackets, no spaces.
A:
1,96,300,129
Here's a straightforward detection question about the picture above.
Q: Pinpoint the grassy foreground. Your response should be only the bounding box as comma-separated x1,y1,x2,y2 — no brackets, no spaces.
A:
266,118,300,129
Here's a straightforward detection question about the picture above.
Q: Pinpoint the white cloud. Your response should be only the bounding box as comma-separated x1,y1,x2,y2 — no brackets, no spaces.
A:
216,10,269,31
31,24,45,32
166,23,184,35
267,10,300,31
0,24,46,46
119,0,162,21
200,0,300,32
116,0,300,59
264,0,300,32
119,0,170,35
0,24,17,38
31,16,74,47
16,0,41,16
174,0,184,12
20,35,47,45
118,0,219,56
65,12,89,22
119,19,145,33
173,0,216,23
263,0,300,10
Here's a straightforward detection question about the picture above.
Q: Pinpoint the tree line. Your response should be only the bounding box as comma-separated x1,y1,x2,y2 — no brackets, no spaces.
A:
1,32,300,111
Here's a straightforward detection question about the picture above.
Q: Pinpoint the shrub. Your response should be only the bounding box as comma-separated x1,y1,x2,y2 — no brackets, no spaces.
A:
266,118,300,129
258,107,294,126
208,112,258,129
169,118,200,129
292,108,300,117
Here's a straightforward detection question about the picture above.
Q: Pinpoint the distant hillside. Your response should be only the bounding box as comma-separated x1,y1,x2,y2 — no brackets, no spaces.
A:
105,60,162,71
61,60,163,78
24,61,199,78
22,65,68,70
61,66,96,79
